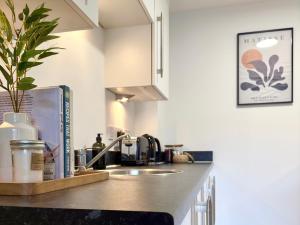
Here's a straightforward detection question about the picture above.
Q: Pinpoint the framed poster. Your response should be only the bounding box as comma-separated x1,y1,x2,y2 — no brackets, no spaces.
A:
237,28,293,105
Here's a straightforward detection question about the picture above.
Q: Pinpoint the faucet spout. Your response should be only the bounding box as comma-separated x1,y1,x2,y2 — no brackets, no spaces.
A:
85,134,131,169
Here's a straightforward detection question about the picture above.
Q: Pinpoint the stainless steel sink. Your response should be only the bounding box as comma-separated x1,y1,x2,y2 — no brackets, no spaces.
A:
107,168,183,176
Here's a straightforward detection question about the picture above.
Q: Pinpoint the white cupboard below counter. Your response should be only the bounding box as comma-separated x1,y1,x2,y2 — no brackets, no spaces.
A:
181,176,216,225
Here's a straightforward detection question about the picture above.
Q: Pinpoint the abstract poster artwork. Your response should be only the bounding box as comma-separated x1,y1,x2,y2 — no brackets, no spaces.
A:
237,28,293,105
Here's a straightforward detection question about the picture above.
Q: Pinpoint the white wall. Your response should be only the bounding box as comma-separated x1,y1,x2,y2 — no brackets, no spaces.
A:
134,101,158,136
164,1,300,225
31,28,136,148
106,90,136,138
31,29,106,148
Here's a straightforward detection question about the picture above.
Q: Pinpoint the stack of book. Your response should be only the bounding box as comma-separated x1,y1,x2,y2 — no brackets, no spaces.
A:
0,86,74,179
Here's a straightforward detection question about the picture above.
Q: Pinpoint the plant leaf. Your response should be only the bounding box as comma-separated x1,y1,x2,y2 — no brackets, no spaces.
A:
15,39,25,56
38,51,58,59
5,0,15,22
17,83,37,91
37,47,63,59
19,77,35,84
23,18,59,50
0,64,12,84
30,35,59,49
0,9,13,42
23,4,30,18
18,61,43,71
0,2,62,96
21,49,44,61
0,51,8,64
3,47,14,65
25,5,52,29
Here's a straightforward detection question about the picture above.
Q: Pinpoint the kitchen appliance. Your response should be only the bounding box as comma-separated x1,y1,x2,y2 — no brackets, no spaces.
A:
142,134,162,163
119,136,146,166
135,135,148,162
120,134,162,166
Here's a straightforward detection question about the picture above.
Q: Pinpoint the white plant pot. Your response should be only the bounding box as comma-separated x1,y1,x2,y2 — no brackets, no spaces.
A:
0,112,37,182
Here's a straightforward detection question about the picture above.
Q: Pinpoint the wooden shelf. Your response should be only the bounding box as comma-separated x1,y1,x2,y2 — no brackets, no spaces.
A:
0,171,109,196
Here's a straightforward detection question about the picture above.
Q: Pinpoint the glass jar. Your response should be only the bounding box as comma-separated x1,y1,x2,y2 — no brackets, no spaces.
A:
74,148,87,170
164,144,184,163
0,112,37,182
10,140,45,183
173,144,184,155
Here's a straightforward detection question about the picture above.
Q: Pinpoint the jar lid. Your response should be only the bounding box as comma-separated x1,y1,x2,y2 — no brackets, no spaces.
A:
164,144,183,148
10,140,45,150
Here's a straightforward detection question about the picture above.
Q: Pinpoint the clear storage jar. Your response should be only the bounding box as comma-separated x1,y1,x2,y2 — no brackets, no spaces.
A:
10,140,45,183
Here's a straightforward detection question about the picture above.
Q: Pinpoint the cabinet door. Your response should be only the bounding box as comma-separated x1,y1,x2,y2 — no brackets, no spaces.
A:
139,0,155,22
66,0,99,27
194,177,216,225
152,0,169,99
105,25,152,88
181,208,192,225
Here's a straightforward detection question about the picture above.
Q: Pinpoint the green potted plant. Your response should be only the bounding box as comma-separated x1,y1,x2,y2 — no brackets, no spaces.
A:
0,0,62,182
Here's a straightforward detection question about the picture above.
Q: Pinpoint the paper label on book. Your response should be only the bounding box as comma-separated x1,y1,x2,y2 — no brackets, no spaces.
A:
31,153,44,171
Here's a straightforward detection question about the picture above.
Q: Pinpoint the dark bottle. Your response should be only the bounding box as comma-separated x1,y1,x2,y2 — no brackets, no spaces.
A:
92,133,106,170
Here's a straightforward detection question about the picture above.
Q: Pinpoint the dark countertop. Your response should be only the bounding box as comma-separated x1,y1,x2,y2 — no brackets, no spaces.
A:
0,164,212,225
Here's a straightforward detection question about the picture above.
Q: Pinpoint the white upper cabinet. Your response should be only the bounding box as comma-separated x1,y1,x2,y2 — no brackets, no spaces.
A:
99,0,151,28
0,0,99,33
104,0,170,101
152,0,169,99
66,0,99,28
105,25,152,89
139,0,155,22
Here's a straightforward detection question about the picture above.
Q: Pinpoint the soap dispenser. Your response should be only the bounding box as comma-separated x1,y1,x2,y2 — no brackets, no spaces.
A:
92,133,106,170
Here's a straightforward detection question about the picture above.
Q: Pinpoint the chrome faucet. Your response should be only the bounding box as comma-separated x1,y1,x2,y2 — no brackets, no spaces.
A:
85,134,131,169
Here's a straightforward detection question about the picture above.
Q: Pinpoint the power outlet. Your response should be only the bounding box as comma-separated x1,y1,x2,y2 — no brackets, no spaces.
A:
106,126,128,141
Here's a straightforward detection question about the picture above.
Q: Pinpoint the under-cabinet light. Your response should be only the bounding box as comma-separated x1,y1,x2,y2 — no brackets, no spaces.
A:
115,94,134,103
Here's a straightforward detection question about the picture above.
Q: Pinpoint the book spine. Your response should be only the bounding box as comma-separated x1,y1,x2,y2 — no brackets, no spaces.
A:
69,90,74,177
60,85,71,177
59,90,65,179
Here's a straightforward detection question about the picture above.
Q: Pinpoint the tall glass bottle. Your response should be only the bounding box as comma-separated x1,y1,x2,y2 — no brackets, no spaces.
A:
92,133,106,170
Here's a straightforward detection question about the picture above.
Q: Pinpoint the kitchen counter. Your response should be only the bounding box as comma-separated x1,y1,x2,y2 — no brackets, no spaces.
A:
0,164,212,225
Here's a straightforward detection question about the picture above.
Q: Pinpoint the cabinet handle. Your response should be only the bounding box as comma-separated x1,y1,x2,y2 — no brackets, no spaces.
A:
210,177,216,225
157,13,163,78
196,177,216,225
195,201,208,213
207,196,213,225
195,199,211,225
207,177,216,225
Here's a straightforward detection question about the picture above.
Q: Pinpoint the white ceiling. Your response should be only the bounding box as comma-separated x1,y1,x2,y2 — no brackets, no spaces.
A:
170,0,273,12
